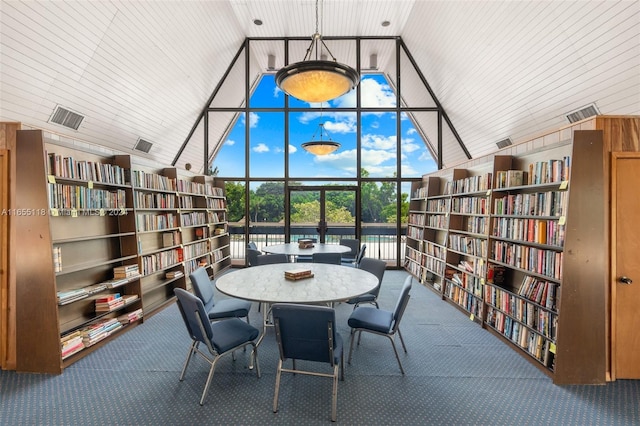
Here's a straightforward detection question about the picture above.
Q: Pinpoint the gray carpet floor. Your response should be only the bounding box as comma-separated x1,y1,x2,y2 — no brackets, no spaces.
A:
1,270,638,425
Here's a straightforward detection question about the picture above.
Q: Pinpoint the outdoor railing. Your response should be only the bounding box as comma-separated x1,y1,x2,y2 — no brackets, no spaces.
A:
229,222,407,267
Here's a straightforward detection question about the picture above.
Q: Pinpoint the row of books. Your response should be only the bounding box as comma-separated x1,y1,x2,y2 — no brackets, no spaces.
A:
180,211,207,227
140,248,183,275
485,286,557,338
495,170,527,188
412,186,430,199
130,170,177,191
448,234,487,258
493,191,567,217
446,173,493,195
517,275,558,309
134,192,177,209
491,241,563,280
444,284,483,316
527,157,571,185
485,307,555,368
47,153,127,185
492,217,565,247
47,183,126,210
451,196,489,215
136,212,179,232
426,198,449,213
176,179,209,195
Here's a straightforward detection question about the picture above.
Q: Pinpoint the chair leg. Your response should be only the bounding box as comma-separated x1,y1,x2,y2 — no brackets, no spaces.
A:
200,355,220,405
179,341,198,381
347,330,357,364
273,359,283,413
331,364,339,422
386,335,405,375
251,342,261,378
396,327,408,353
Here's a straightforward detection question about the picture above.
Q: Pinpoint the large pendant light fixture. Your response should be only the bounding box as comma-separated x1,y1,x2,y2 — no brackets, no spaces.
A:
302,120,340,155
275,0,359,103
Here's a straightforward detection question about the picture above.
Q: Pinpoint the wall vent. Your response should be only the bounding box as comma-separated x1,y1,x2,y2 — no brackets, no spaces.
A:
134,138,153,153
496,138,513,149
566,103,600,123
49,105,85,130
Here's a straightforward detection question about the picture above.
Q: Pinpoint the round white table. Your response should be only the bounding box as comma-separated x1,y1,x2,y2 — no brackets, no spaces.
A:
261,242,351,260
216,263,379,368
216,262,377,304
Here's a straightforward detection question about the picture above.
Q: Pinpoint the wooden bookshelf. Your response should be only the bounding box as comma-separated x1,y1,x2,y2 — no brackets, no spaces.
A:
12,130,231,373
404,128,608,384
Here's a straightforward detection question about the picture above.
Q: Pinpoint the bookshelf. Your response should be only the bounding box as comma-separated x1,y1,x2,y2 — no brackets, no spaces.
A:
12,130,231,374
404,129,607,384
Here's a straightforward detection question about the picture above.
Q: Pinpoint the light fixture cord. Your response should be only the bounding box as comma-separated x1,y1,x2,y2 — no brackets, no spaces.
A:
303,0,338,63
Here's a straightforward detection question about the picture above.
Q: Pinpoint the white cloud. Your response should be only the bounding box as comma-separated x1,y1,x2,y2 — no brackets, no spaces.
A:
406,128,417,135
273,86,282,97
242,112,260,128
224,139,236,146
362,133,397,150
324,120,356,134
289,144,298,154
252,143,269,153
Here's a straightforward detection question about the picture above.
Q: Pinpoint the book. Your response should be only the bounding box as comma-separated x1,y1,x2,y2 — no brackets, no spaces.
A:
284,268,313,280
298,239,314,249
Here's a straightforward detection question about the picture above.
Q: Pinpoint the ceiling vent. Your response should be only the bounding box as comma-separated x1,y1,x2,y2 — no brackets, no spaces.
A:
49,105,85,130
566,103,600,123
134,138,153,153
496,138,513,149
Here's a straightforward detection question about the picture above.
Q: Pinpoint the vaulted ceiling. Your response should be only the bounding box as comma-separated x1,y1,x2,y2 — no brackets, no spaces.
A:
1,0,638,173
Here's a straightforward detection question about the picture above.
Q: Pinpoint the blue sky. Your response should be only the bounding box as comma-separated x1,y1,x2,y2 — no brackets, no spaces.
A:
211,74,437,180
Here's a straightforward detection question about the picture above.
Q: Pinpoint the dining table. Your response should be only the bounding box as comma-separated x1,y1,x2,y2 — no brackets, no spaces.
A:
215,262,379,367
260,242,351,262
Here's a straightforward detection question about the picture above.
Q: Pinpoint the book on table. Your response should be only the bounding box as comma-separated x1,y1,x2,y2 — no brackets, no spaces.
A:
284,268,314,280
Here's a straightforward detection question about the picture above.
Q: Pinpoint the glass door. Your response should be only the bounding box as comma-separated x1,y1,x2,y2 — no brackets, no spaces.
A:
288,186,358,244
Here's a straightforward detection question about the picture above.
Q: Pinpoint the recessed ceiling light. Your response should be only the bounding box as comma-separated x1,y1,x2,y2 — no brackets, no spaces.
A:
253,19,263,26
381,20,390,27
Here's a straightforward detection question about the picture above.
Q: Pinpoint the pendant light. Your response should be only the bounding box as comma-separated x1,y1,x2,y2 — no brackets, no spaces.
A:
302,117,340,155
275,0,359,103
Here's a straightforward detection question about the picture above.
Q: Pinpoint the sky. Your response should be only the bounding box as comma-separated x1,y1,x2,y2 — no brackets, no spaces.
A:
211,73,437,181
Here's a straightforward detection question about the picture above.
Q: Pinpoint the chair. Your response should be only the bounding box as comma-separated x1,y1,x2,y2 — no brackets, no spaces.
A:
346,257,386,309
312,252,342,264
256,253,289,265
347,275,412,374
339,238,360,263
271,303,344,422
296,238,317,262
342,244,366,267
247,241,259,251
247,248,262,266
190,267,252,323
174,288,261,405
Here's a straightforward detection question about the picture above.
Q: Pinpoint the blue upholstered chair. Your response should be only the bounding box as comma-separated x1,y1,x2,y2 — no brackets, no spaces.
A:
271,303,344,422
255,253,289,265
189,267,252,323
247,241,259,251
342,244,366,267
174,288,261,405
339,238,360,264
247,248,262,266
312,252,342,264
346,257,386,309
347,275,412,374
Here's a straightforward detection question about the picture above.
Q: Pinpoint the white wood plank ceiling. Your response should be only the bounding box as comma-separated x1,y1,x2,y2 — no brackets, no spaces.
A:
1,0,638,173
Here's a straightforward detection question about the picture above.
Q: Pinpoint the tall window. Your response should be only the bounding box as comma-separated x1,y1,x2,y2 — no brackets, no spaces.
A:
186,37,460,267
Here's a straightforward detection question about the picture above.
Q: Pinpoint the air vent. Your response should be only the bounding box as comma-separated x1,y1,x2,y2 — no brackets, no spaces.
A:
134,138,153,153
496,138,513,149
566,104,600,123
49,105,85,130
